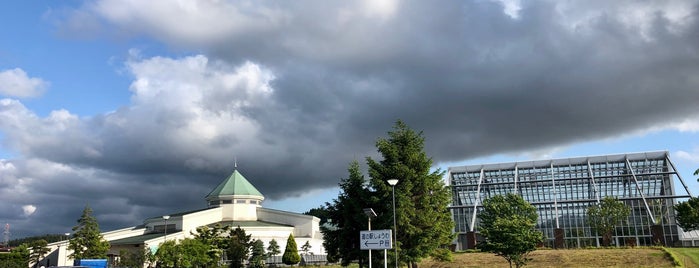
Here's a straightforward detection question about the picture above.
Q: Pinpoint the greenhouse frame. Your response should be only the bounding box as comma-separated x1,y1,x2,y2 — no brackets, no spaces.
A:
448,151,693,249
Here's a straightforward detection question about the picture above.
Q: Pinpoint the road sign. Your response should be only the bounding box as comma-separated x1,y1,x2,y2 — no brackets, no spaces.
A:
360,229,393,250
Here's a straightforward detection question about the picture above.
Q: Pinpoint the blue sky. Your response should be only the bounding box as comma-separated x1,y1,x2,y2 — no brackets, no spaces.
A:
1,0,699,238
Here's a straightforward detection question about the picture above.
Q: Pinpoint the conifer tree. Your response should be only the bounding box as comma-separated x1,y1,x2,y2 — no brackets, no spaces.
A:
68,205,110,260
228,226,252,268
323,160,371,266
249,239,266,268
300,241,312,256
367,120,454,267
282,234,300,266
266,238,281,258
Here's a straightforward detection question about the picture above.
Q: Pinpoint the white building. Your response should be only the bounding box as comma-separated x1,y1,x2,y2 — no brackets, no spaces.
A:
40,169,325,267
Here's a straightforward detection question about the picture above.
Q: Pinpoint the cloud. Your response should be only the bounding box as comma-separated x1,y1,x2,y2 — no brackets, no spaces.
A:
22,205,36,217
2,0,699,237
0,69,48,98
676,149,699,164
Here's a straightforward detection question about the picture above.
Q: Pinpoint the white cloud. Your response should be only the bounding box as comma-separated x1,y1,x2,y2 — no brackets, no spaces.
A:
676,149,699,164
0,68,48,98
672,117,699,133
491,0,522,19
22,205,36,216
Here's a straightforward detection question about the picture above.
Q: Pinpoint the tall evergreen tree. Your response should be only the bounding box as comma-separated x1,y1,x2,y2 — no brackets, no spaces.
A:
367,120,454,268
68,205,110,260
324,160,372,266
228,226,252,268
249,239,266,268
282,234,300,266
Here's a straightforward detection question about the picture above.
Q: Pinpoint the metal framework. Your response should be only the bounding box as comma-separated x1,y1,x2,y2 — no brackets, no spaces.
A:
448,151,692,249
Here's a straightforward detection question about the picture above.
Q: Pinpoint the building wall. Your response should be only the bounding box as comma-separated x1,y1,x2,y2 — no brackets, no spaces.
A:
257,208,320,238
449,151,692,249
181,207,222,232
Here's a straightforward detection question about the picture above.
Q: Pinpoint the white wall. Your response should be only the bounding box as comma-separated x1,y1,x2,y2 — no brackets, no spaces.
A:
256,208,320,238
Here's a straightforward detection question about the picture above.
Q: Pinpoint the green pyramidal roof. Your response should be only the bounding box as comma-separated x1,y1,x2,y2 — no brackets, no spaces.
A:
206,170,263,199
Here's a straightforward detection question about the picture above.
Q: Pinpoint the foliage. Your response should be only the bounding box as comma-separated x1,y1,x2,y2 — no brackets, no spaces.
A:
117,248,149,268
7,234,67,247
266,238,281,258
249,239,266,268
367,120,455,267
155,238,212,267
29,239,49,268
478,194,542,268
300,241,312,256
178,238,212,267
68,205,110,259
192,224,231,265
587,196,631,246
228,226,252,268
323,160,371,266
0,243,30,268
674,196,699,232
154,240,179,268
430,248,454,262
282,234,301,266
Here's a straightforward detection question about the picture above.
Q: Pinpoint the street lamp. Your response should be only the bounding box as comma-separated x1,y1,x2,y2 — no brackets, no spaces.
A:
387,179,399,268
363,208,377,268
162,215,170,242
64,233,70,266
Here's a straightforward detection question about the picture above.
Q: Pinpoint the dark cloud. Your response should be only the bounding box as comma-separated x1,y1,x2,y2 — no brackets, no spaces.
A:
2,1,699,237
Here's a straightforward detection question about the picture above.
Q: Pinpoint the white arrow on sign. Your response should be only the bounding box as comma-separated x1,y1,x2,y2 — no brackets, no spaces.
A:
360,229,393,250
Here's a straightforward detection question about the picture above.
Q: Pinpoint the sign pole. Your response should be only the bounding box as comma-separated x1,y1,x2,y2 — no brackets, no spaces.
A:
384,249,387,268
368,218,372,268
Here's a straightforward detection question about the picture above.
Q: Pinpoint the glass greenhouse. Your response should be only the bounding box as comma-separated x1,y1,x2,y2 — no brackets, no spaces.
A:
448,151,692,249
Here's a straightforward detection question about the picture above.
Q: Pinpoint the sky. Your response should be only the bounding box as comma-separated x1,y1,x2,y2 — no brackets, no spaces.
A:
1,0,699,239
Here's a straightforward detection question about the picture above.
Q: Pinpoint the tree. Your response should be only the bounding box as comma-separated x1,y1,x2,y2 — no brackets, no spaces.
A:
249,239,266,268
675,196,699,232
177,238,211,267
266,238,281,258
282,234,300,266
228,226,252,268
587,196,631,246
154,240,179,268
0,243,30,268
323,160,372,266
300,241,312,256
68,205,110,260
367,120,454,267
193,224,231,266
478,194,542,268
117,248,148,268
29,240,49,268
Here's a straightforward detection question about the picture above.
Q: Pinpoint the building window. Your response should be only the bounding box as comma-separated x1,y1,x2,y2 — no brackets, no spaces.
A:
222,200,232,204
236,200,247,204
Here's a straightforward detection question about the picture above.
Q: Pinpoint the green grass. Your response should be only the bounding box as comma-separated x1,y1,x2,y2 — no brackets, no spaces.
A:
313,248,699,268
665,247,699,268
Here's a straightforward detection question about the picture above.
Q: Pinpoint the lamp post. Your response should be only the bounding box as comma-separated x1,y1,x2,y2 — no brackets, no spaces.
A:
162,215,170,242
387,179,399,268
64,233,70,266
363,208,377,268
